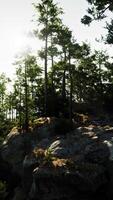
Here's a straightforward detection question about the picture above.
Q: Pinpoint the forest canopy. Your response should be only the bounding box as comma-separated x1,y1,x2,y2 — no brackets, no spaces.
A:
0,0,113,135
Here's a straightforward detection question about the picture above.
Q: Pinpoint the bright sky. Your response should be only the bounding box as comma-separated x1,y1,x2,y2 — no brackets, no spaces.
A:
0,0,111,77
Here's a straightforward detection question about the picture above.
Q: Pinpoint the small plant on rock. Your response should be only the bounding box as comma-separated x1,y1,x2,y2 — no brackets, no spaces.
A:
44,148,55,163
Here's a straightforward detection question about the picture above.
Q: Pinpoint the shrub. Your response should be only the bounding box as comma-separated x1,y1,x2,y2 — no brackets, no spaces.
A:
0,181,7,199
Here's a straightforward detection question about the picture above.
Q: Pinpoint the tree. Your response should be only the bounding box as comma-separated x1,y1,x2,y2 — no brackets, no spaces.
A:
82,0,113,44
0,73,10,118
14,54,42,131
81,0,113,112
0,73,12,137
81,0,113,25
33,0,63,115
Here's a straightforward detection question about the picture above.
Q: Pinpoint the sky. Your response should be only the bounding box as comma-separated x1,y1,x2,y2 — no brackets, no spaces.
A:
0,0,112,77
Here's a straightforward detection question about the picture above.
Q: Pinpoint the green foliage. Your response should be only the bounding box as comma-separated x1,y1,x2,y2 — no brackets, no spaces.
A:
82,0,113,44
44,148,54,163
33,0,64,115
13,54,42,129
106,20,113,44
83,0,113,22
81,15,92,25
0,181,7,200
1,0,113,135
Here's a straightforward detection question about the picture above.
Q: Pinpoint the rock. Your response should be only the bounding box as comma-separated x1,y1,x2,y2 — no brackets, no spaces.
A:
22,153,39,194
73,113,90,124
23,154,38,168
2,120,113,200
37,138,54,150
106,160,113,200
47,132,94,160
33,117,73,141
84,143,110,164
29,162,107,200
103,140,113,161
0,152,12,181
48,138,82,158
12,187,26,200
1,129,32,175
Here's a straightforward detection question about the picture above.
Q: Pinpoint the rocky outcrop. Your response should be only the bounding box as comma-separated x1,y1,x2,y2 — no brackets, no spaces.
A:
1,117,113,199
12,187,26,200
29,162,107,200
1,131,31,176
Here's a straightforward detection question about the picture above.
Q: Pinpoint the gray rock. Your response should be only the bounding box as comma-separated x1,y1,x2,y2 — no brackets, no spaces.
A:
84,143,110,164
1,130,31,175
29,163,107,200
2,121,113,200
12,187,26,200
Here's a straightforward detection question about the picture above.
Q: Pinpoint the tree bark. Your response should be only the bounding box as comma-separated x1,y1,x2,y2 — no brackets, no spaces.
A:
44,20,48,116
24,63,29,132
62,52,66,101
69,51,73,123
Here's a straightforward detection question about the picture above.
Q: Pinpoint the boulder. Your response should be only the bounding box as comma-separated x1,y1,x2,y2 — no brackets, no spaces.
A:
48,138,83,158
12,187,26,200
84,143,110,164
1,129,32,175
2,119,113,200
33,117,73,141
22,153,39,194
29,162,107,200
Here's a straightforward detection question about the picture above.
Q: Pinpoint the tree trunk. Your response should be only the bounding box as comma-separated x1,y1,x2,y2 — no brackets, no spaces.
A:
69,51,73,123
62,52,66,101
51,33,55,94
11,108,13,121
19,87,22,128
24,63,29,132
44,20,48,116
51,56,54,94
